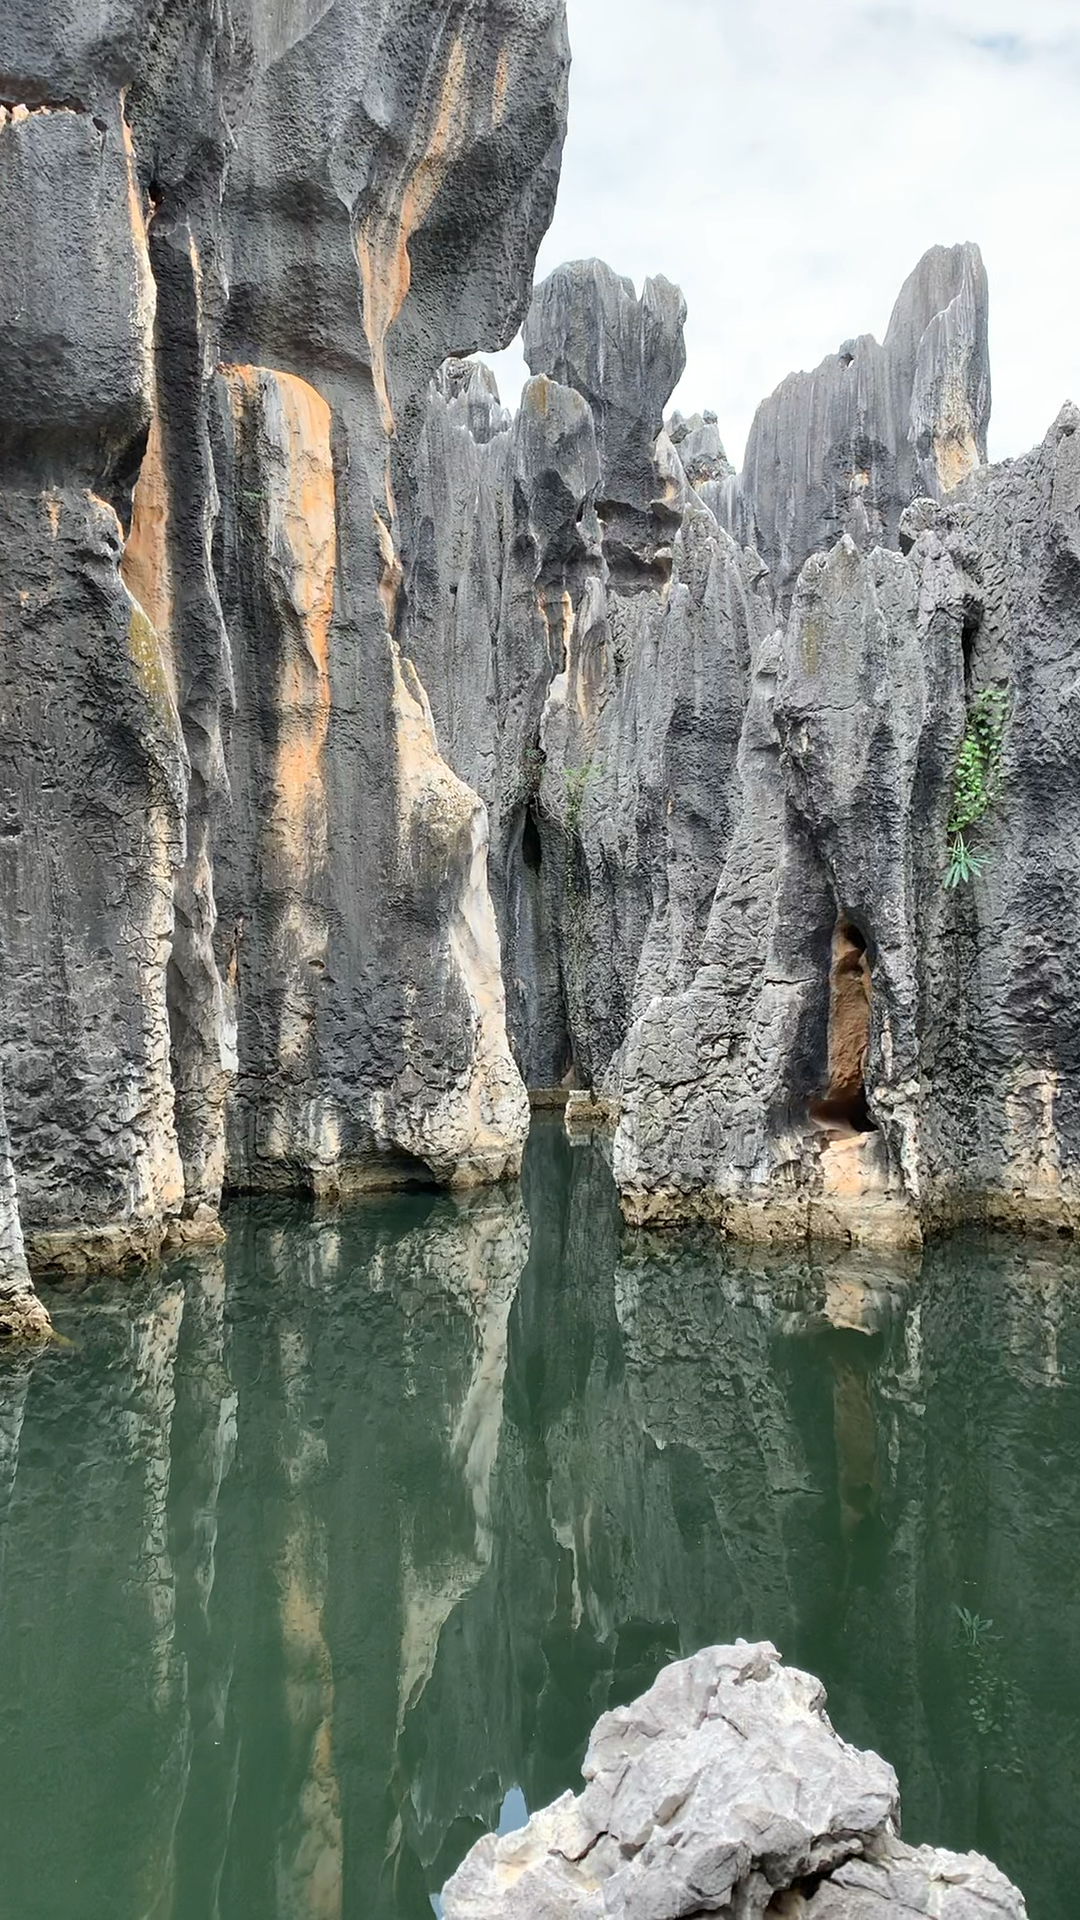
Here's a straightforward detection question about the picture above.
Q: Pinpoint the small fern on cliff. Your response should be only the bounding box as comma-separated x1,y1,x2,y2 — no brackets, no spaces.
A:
945,687,1008,887
564,761,599,839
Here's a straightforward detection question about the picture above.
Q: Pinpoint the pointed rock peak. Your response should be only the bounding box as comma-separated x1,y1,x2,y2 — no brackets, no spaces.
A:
522,259,687,428
739,238,992,606
520,261,687,587
432,356,511,443
1050,400,1080,442
436,357,503,406
667,409,734,486
884,240,989,361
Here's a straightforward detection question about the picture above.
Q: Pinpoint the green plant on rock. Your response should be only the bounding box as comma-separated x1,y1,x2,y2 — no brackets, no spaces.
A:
951,1604,1023,1773
944,833,986,889
564,761,598,839
521,744,546,801
944,686,1008,888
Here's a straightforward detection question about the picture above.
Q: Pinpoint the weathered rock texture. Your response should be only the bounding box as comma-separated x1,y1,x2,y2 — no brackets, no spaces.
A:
614,367,1080,1247
0,0,1073,1279
0,1072,50,1342
400,238,1079,1247
405,262,765,1101
443,1641,1025,1918
0,0,568,1276
732,243,991,610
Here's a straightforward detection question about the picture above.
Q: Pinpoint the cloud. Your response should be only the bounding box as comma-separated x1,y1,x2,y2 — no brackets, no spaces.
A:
966,31,1030,58
483,0,1080,470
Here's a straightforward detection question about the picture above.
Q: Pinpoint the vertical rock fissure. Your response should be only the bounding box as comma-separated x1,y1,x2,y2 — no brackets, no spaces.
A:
505,800,575,1094
809,919,876,1138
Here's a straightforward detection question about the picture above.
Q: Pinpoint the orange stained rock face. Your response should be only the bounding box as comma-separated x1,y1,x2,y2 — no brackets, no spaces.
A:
223,366,337,885
354,32,470,438
935,429,980,496
540,586,574,675
376,509,404,635
121,410,179,703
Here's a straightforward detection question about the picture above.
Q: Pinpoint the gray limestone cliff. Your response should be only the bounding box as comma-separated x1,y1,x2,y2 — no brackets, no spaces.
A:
615,356,1080,1248
0,0,1075,1299
405,262,763,1100
0,0,570,1309
402,240,1080,1249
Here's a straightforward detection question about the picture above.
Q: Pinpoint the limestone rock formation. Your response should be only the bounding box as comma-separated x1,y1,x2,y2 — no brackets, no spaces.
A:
404,239,1054,1248
914,405,1080,1232
442,1642,1026,1919
0,0,568,1269
614,531,964,1248
523,260,687,584
733,243,990,609
0,0,1071,1278
615,384,1080,1245
406,261,763,1098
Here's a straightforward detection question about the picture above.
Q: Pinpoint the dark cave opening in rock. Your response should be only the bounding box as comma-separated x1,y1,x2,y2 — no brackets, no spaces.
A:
961,602,982,683
808,919,877,1136
521,805,543,874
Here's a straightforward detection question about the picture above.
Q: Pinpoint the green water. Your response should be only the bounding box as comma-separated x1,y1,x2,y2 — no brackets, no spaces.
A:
0,1119,1077,1919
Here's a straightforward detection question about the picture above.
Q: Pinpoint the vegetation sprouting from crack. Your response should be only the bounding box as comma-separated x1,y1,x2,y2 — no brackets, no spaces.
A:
945,686,1008,887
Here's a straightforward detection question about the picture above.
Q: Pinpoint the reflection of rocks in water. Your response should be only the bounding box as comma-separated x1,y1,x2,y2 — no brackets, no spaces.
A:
0,1179,530,1920
166,1247,240,1920
0,1354,32,1548
4,1136,1080,1920
399,1200,525,1731
407,1144,1080,1920
0,1272,191,1919
222,1184,530,1920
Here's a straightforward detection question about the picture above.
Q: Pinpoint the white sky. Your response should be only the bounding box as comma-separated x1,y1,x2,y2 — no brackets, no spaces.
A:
484,0,1080,468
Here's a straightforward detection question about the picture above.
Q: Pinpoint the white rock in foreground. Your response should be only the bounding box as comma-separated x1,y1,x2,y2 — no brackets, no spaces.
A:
442,1641,1027,1919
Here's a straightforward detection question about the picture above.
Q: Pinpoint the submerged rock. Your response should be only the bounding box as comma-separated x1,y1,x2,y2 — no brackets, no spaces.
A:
442,1642,1026,1918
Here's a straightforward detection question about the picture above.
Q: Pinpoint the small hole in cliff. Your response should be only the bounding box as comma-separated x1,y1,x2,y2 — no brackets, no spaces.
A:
962,603,982,683
808,919,877,1137
522,807,543,874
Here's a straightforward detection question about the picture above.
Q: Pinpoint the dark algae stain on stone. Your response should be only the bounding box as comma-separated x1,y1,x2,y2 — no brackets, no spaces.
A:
0,1126,1074,1916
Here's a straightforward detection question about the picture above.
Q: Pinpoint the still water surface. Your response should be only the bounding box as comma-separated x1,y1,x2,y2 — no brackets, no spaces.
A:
0,1121,1078,1919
